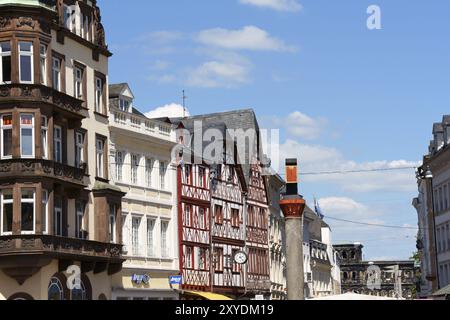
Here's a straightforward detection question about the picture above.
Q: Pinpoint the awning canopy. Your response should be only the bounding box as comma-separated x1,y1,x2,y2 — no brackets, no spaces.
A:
310,293,402,300
181,290,233,300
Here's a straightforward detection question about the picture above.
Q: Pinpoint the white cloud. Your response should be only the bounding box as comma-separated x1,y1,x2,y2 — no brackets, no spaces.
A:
278,139,420,193
239,0,302,12
187,61,251,88
273,111,328,140
145,103,190,119
197,26,297,52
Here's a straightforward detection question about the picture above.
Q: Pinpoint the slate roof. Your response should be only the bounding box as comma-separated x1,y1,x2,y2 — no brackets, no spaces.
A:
171,109,265,185
108,83,129,98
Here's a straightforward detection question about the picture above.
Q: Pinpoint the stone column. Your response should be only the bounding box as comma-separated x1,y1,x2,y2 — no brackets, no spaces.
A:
280,159,306,300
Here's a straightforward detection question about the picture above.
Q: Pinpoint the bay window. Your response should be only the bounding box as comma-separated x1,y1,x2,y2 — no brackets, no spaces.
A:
109,204,116,243
20,114,34,158
95,77,103,113
52,57,61,91
19,42,33,84
40,45,47,85
76,201,85,239
1,114,12,159
75,131,84,168
41,116,48,159
115,151,123,182
1,189,13,235
0,42,11,84
54,199,63,236
42,190,48,234
54,126,62,163
21,189,35,234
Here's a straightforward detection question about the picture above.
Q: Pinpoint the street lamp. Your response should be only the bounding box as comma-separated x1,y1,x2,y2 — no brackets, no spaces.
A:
418,165,440,290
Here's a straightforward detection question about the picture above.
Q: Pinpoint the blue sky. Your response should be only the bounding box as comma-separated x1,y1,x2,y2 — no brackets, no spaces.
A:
99,0,450,260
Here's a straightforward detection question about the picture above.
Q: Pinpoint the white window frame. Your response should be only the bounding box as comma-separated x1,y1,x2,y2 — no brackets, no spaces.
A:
131,154,139,185
74,67,83,99
52,57,61,91
20,114,35,158
116,151,124,182
0,41,12,84
54,126,62,163
95,77,103,113
147,218,155,257
76,201,85,239
21,189,36,235
18,41,34,84
145,158,153,188
75,131,84,168
119,98,130,112
96,138,104,178
41,116,48,159
159,161,166,190
1,114,12,159
0,189,13,236
40,44,47,85
42,190,48,234
132,216,141,257
161,220,169,258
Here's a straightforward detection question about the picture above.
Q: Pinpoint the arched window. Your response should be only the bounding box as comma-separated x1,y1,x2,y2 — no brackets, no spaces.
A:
352,272,357,280
48,277,64,300
71,280,87,300
343,272,348,280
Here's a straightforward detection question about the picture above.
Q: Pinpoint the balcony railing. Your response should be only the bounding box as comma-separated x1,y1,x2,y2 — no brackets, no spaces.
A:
0,235,123,261
0,159,86,186
0,84,84,117
111,108,175,141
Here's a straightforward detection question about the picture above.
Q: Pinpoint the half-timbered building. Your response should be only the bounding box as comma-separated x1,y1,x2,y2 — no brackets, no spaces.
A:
176,110,272,300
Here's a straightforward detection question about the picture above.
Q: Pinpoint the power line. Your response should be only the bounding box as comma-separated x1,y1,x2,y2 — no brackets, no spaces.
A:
324,215,421,230
279,166,418,176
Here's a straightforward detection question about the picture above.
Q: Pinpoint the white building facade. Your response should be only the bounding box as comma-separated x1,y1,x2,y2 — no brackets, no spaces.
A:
108,84,179,300
415,117,450,295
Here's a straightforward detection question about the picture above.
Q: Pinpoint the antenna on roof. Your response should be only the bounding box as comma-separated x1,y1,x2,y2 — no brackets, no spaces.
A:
182,90,187,118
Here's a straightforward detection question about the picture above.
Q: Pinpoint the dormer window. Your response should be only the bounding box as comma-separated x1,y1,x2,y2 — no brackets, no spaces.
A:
119,98,131,112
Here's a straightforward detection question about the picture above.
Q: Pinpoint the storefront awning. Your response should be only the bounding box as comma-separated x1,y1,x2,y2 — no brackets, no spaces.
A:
181,290,233,300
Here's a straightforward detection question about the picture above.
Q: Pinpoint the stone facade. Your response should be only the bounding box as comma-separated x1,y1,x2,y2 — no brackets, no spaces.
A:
334,244,416,299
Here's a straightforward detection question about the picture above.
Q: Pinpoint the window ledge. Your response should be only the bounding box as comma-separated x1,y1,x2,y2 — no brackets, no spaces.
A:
94,111,109,119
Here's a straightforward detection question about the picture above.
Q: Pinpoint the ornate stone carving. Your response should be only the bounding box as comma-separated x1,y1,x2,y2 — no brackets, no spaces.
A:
16,17,36,30
21,161,36,173
0,162,12,173
20,86,33,97
0,87,10,98
0,17,10,29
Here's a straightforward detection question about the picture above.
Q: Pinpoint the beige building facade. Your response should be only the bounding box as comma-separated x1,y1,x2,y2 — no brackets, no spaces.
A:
0,0,125,300
108,83,180,300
